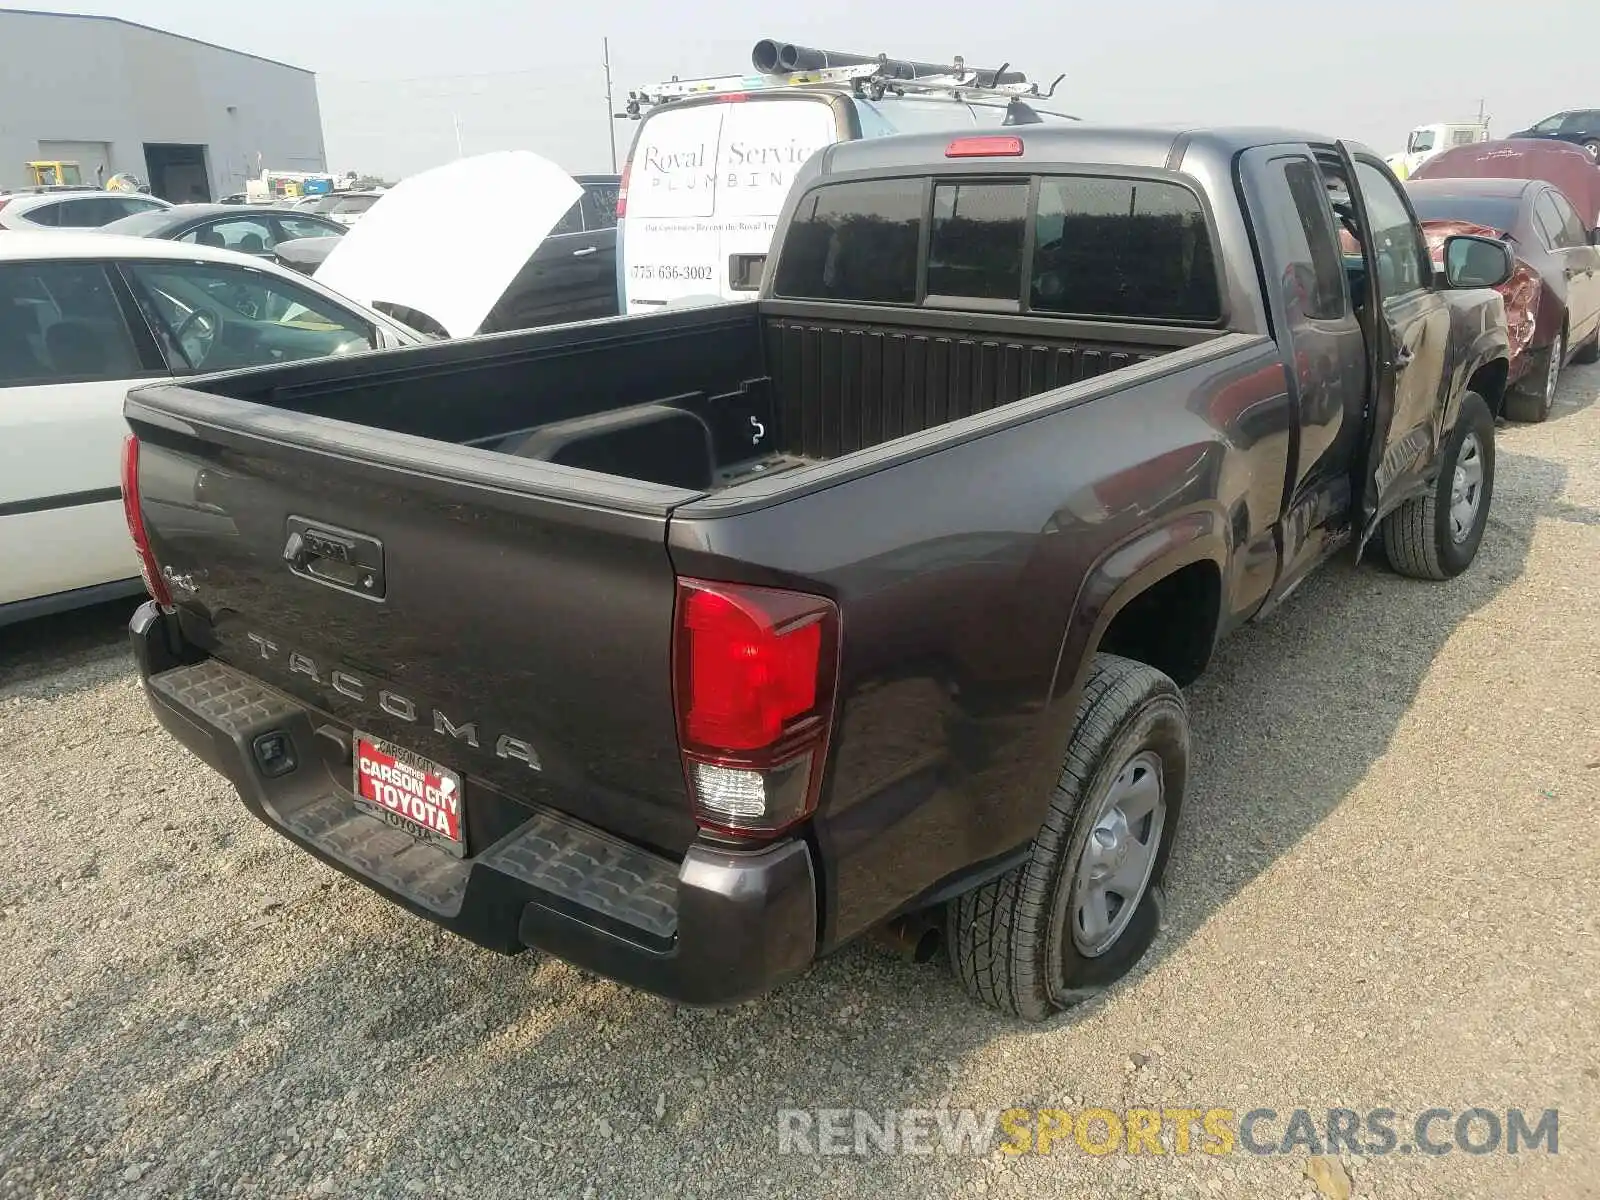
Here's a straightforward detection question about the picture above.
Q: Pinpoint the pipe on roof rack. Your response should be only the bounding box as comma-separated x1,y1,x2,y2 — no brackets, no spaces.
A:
750,39,1025,86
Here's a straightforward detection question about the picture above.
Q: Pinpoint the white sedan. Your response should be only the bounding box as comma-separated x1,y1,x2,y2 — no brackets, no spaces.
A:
0,232,423,626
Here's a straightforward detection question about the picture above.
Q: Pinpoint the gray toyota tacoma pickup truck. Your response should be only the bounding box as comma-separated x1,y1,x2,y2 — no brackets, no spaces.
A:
123,127,1512,1019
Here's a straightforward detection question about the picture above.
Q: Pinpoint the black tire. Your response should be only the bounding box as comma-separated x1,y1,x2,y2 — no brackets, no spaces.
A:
1505,330,1562,423
1381,391,1495,580
946,654,1188,1021
1574,330,1600,365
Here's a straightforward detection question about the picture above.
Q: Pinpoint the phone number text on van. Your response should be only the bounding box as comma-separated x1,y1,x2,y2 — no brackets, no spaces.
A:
629,265,715,282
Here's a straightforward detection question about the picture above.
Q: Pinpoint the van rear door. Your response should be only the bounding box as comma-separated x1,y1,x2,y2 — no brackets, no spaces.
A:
621,95,841,310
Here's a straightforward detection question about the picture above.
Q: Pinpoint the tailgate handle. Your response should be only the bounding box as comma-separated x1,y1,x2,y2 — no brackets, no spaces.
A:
283,517,386,601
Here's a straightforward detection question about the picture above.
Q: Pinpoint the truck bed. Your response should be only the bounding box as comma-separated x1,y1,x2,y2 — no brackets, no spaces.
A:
177,301,1200,495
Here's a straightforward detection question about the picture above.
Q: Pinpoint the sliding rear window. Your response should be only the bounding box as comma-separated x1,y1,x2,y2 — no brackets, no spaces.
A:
774,173,1222,324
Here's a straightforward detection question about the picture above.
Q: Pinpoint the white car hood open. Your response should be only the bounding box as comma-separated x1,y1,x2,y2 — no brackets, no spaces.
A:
315,151,582,339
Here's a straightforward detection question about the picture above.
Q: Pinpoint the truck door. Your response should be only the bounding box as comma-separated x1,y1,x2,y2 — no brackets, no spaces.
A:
1236,145,1369,587
1335,142,1452,539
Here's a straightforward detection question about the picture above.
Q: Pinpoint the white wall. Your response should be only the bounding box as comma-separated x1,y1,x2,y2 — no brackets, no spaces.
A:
0,10,325,197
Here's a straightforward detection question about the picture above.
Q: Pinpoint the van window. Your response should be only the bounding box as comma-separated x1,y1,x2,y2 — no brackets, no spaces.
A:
1030,177,1221,322
927,181,1028,301
772,178,923,303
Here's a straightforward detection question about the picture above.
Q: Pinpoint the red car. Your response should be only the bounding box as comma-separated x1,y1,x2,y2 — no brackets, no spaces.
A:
1411,138,1600,225
1407,176,1600,421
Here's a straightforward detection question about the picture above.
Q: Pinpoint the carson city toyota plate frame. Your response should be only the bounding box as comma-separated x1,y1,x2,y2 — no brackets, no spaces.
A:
351,731,467,859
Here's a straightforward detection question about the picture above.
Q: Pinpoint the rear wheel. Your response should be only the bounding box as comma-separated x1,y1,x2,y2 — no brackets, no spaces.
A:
1584,139,1600,161
1505,330,1562,423
946,654,1187,1021
1381,391,1495,580
1575,330,1600,365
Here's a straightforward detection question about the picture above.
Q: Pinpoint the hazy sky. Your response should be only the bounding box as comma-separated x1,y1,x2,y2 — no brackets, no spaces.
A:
17,0,1597,178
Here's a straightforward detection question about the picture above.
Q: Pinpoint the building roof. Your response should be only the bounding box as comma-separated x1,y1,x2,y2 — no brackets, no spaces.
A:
0,7,313,74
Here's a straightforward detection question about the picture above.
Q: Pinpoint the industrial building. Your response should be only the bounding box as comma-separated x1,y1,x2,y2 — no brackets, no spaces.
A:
0,8,326,200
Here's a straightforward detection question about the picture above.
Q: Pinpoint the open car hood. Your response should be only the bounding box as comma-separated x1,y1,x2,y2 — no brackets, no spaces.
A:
315,151,581,339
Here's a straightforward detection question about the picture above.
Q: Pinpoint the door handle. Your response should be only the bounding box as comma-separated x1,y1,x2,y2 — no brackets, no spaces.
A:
572,246,598,258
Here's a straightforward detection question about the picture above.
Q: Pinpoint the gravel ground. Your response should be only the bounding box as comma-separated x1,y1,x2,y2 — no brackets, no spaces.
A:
3,368,1598,1200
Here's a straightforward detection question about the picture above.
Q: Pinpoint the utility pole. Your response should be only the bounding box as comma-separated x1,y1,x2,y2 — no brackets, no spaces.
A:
603,37,619,173
452,112,464,158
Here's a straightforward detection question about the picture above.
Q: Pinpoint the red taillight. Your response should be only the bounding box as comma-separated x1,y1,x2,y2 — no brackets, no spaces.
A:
945,136,1024,158
616,158,631,219
673,578,839,836
121,434,174,608
716,92,751,103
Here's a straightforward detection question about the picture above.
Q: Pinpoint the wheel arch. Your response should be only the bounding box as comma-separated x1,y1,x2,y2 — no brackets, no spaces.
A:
1464,358,1509,420
1049,509,1230,707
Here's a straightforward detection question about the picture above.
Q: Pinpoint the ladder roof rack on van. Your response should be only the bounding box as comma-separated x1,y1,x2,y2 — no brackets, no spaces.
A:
617,39,1067,120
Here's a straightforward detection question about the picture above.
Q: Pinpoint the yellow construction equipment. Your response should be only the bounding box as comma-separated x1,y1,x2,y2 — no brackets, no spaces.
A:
25,160,84,187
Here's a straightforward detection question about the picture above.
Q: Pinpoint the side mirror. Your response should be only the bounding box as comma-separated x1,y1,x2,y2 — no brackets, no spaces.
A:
1441,234,1514,289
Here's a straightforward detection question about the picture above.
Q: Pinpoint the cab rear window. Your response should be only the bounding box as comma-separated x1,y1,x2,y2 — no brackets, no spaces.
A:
771,178,922,304
774,173,1222,324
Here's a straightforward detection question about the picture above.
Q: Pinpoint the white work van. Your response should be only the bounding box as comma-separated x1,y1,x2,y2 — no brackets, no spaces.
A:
617,44,1073,311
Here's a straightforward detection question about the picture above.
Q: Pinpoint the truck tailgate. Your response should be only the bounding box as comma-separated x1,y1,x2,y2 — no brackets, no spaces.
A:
125,383,701,859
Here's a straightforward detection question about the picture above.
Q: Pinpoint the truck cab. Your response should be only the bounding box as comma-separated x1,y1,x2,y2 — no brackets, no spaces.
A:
1386,122,1490,180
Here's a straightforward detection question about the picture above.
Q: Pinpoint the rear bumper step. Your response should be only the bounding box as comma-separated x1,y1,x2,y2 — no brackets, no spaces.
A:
131,603,817,1006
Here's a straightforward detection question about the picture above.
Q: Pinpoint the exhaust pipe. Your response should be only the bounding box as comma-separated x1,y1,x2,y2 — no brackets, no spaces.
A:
751,40,1025,86
870,913,943,964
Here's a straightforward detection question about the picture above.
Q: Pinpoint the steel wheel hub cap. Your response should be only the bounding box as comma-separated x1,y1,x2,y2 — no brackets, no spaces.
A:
1449,432,1484,544
1546,335,1563,405
1071,750,1165,957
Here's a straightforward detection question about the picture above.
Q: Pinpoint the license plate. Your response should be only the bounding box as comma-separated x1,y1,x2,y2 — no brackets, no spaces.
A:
352,732,466,858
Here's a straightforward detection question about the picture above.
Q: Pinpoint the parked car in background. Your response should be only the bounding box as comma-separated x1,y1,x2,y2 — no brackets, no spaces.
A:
316,154,618,338
1511,110,1600,159
273,235,340,276
274,174,619,334
98,204,346,257
0,233,422,626
480,173,620,332
1410,138,1600,227
0,190,170,231
1408,178,1600,422
295,190,385,226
